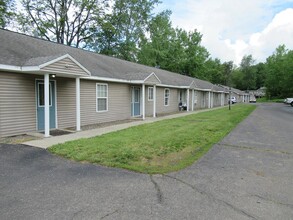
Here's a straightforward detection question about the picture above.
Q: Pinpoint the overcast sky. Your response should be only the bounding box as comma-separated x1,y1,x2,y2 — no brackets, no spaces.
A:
158,0,293,65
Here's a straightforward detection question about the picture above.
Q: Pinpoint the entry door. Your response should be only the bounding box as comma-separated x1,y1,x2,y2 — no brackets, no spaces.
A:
36,80,56,131
131,87,141,116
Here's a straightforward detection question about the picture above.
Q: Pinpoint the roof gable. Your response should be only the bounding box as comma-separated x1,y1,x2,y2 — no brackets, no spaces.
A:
189,81,197,89
39,54,90,76
144,72,161,85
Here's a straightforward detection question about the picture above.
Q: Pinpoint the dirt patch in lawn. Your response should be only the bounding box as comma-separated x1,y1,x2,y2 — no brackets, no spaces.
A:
0,135,40,144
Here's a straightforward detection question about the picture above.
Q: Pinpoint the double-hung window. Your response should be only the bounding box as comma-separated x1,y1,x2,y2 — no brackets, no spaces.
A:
148,87,154,101
164,89,170,106
96,83,108,112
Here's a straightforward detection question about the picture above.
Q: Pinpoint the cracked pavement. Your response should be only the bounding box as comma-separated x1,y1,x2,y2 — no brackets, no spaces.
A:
1,103,293,219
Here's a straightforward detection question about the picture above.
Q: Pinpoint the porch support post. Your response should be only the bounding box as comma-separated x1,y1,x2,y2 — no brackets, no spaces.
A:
76,77,81,131
191,89,194,111
153,85,156,118
44,73,50,137
211,92,213,108
142,84,145,120
208,91,211,108
186,89,190,111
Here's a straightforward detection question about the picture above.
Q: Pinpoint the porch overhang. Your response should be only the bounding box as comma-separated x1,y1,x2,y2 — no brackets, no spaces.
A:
0,54,91,78
23,54,91,78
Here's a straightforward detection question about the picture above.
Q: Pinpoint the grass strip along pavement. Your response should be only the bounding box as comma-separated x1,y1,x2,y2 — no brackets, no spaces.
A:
49,104,256,174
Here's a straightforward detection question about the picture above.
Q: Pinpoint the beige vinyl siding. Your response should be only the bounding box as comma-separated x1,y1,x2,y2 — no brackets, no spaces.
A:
156,87,179,115
0,72,36,137
41,57,88,76
195,91,208,110
80,80,131,126
56,78,76,129
145,86,154,116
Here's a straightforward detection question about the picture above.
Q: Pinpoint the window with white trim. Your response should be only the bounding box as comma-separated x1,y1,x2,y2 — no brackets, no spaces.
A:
38,82,52,107
164,89,170,106
96,83,108,112
148,87,154,101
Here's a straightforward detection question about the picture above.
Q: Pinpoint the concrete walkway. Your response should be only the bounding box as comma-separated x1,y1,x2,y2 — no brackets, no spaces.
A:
24,107,222,149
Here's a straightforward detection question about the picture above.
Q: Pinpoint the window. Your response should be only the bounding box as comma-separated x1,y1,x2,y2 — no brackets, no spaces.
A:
148,87,154,101
194,91,197,103
38,82,52,107
164,89,170,106
96,83,108,112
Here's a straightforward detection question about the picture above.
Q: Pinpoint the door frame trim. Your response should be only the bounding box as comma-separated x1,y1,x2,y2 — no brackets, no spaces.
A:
131,86,141,117
35,78,58,131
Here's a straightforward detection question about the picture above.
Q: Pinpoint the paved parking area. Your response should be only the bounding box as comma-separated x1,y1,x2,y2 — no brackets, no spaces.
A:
1,103,292,219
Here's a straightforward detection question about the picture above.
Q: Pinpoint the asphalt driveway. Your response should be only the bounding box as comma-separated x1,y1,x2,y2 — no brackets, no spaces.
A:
1,103,293,219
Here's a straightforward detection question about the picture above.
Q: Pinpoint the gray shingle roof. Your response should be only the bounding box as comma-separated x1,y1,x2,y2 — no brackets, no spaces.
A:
0,29,221,90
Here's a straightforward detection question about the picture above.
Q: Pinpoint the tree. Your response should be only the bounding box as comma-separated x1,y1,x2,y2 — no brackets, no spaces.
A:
137,10,175,68
255,62,266,89
18,0,107,47
90,0,160,61
240,54,256,90
202,58,224,84
265,45,293,98
0,0,15,28
223,61,233,86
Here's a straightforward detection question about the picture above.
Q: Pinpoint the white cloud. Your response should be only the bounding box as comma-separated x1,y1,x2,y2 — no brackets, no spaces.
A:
160,0,293,65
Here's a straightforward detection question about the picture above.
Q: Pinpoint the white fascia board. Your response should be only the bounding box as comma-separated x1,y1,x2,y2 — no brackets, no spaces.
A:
0,64,22,72
39,54,91,76
157,84,189,89
81,75,145,84
194,88,212,92
21,66,41,72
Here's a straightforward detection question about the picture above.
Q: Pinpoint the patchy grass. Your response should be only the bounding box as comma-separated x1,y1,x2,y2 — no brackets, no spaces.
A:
49,104,256,174
0,135,39,144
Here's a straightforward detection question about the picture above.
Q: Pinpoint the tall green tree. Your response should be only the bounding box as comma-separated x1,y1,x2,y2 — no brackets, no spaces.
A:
137,10,174,68
265,45,293,98
91,0,160,61
255,62,266,89
240,54,256,90
0,0,15,28
223,61,233,86
18,0,107,47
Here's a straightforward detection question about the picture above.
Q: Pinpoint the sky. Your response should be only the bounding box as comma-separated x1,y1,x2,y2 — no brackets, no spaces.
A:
157,0,293,65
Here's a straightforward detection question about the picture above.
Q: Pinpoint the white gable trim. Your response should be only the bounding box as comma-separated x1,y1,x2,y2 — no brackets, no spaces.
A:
39,54,91,76
144,72,161,84
189,80,197,89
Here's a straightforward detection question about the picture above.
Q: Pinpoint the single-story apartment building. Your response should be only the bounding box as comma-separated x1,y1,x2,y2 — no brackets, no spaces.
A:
0,29,237,138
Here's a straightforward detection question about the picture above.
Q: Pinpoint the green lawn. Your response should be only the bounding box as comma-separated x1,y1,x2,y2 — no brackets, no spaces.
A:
257,97,284,103
49,104,256,174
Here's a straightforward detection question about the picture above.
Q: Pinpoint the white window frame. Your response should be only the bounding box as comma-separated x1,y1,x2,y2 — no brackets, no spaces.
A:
96,83,108,112
37,82,53,107
148,87,154,101
164,88,170,106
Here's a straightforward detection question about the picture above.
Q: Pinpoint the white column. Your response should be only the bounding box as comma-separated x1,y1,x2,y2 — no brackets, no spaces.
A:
76,77,81,131
191,89,194,111
153,85,156,118
211,92,213,108
186,89,190,111
142,84,145,120
221,93,224,106
44,73,50,137
208,91,211,108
